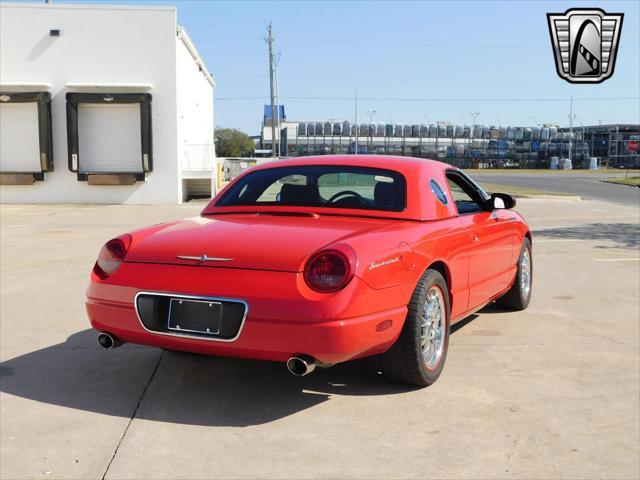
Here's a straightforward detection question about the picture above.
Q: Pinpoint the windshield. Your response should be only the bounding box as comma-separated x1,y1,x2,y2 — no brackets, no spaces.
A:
216,165,406,212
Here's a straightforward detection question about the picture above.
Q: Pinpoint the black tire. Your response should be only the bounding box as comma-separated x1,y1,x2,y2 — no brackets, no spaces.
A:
497,237,532,310
380,269,450,387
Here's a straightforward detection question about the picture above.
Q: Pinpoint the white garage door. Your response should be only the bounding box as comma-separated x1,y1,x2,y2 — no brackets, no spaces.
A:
78,103,142,173
0,102,41,172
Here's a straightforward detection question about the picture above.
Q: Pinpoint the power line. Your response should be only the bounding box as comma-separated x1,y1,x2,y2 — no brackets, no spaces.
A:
276,74,639,87
280,36,551,49
216,95,640,103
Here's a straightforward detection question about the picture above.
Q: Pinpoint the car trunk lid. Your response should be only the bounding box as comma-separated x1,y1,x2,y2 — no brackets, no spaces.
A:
125,213,391,272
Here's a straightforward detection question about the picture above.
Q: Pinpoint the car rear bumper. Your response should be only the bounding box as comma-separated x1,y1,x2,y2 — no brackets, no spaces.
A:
87,297,406,364
86,263,411,364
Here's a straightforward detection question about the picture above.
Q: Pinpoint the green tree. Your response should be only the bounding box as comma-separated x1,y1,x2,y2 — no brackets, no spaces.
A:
214,128,255,157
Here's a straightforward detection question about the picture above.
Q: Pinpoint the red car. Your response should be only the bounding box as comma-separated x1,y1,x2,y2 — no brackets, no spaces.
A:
87,155,532,386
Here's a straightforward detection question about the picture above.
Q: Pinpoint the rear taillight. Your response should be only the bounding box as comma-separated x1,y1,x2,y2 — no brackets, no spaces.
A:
94,234,132,279
304,246,356,293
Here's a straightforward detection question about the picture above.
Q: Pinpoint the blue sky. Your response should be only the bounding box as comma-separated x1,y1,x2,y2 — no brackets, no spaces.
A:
13,0,640,133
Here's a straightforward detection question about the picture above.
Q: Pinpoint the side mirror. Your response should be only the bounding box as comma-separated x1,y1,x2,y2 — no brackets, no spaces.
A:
490,192,516,210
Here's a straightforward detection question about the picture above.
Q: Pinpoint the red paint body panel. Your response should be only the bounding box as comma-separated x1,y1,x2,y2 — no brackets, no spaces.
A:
86,155,531,364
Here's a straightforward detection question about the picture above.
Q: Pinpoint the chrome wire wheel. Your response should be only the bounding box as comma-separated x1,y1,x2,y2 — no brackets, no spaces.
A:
420,286,446,370
520,247,531,299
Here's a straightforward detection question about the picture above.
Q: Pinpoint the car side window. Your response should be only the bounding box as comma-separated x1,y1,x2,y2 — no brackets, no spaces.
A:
445,172,486,215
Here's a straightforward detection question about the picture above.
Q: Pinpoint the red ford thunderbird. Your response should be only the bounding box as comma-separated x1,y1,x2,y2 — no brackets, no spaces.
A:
87,155,532,386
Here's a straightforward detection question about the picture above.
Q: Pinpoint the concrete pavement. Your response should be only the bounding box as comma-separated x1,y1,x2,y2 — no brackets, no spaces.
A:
1,198,639,479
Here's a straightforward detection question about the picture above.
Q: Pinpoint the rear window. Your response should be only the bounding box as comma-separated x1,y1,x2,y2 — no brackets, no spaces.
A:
217,165,406,212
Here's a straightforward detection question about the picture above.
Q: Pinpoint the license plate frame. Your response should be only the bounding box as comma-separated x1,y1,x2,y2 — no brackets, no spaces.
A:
167,298,222,336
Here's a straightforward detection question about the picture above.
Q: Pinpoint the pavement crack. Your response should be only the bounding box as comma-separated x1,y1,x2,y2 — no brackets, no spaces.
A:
101,350,165,480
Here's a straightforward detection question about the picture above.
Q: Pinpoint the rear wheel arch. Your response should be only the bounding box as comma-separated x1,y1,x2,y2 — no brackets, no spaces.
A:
380,267,451,386
424,260,453,314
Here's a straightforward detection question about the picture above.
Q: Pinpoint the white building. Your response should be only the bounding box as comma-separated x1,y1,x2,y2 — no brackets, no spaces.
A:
0,2,215,204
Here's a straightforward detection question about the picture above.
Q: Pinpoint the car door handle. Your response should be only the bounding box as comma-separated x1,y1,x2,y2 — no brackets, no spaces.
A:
472,234,480,244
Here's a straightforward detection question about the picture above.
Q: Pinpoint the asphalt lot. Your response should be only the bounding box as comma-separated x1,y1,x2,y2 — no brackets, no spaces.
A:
470,171,640,205
1,198,639,479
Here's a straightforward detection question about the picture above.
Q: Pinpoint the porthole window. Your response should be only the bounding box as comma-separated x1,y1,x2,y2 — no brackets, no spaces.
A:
430,179,448,205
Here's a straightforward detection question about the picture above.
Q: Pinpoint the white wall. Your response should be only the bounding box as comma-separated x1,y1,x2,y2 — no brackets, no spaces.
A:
0,3,181,204
176,31,215,198
176,35,214,150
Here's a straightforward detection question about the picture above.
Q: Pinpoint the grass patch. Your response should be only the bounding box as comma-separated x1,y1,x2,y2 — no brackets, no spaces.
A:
602,177,640,187
478,182,572,197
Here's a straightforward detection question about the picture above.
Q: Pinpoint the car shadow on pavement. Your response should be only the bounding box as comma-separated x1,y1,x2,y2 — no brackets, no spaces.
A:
534,222,640,249
0,329,417,427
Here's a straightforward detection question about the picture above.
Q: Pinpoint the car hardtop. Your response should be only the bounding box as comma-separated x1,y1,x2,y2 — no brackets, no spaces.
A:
248,155,451,177
203,155,462,222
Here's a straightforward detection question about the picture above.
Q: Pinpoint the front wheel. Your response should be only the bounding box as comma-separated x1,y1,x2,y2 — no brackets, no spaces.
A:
380,269,450,387
497,237,532,310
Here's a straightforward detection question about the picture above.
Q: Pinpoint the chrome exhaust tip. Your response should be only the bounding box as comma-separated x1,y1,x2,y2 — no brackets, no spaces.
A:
97,332,122,349
286,355,317,376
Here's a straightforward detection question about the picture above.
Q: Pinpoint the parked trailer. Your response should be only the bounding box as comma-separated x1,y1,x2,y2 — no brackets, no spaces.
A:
342,121,351,137
446,125,454,138
385,124,394,137
541,127,549,140
532,127,540,140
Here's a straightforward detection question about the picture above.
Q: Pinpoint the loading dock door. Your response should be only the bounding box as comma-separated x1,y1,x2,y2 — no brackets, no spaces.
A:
78,103,142,173
0,102,41,172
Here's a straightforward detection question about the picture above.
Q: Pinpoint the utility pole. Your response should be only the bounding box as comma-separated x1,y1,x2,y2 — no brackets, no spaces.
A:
568,95,573,164
274,50,281,158
354,91,358,155
266,23,277,159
